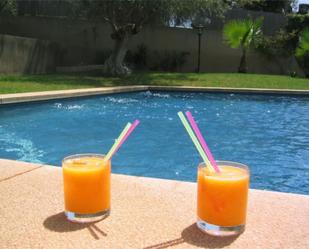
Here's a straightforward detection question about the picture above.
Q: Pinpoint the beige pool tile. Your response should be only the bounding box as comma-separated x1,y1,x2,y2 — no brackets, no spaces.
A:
0,86,148,104
0,159,43,181
0,161,309,248
1,86,309,105
148,85,309,95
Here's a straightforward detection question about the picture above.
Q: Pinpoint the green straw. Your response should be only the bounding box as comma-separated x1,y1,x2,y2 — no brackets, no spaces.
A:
105,122,131,161
177,112,213,170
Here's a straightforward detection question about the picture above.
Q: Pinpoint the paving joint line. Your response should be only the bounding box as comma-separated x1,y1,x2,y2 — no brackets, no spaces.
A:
0,165,43,183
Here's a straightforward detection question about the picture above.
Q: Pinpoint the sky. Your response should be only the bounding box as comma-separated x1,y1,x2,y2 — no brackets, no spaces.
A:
298,0,309,4
295,0,309,11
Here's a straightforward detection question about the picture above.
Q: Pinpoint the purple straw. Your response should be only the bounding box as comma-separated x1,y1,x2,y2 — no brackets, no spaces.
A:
110,119,140,158
185,111,220,173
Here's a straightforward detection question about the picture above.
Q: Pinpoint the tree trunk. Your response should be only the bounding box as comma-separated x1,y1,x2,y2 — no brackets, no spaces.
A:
300,56,309,78
294,56,309,78
103,33,131,76
238,48,248,73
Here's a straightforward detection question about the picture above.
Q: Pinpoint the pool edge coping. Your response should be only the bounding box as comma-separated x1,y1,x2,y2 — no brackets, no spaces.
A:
0,85,149,104
1,158,309,249
1,158,308,198
148,86,309,95
0,85,309,104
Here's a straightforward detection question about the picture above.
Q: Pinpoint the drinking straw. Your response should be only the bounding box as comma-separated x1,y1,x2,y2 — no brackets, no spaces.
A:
177,112,214,171
110,119,140,158
185,111,220,173
105,122,132,161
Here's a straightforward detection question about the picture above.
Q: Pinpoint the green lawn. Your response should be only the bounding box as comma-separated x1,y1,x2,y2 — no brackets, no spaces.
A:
0,72,308,94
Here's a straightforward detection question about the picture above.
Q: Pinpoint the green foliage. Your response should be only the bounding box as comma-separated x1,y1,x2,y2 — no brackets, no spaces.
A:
286,14,309,77
70,0,252,32
240,0,295,13
256,30,297,58
223,18,263,50
223,17,263,73
94,50,113,64
14,0,253,22
150,50,190,72
126,44,148,69
125,44,189,72
1,72,309,94
172,0,234,26
256,14,309,58
295,29,309,77
66,0,242,75
0,0,17,15
61,0,253,76
286,14,309,33
255,14,309,77
296,29,309,58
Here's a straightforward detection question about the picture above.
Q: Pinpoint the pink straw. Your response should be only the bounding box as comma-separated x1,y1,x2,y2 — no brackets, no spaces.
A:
110,119,140,158
185,111,220,173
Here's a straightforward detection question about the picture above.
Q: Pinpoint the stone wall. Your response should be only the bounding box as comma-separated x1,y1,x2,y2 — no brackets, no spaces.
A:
0,11,302,75
0,34,56,74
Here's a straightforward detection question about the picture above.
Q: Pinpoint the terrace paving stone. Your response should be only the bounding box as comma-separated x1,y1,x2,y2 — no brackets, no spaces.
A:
0,159,309,248
0,158,43,181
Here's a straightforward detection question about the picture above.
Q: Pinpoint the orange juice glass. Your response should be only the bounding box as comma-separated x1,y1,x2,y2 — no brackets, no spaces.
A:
62,154,111,223
197,161,249,236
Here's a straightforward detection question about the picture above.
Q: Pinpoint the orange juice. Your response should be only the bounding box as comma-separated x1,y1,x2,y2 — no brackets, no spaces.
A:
197,161,249,235
62,154,111,222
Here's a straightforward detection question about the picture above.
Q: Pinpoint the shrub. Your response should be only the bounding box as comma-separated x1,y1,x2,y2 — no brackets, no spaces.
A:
125,44,148,69
256,14,309,77
223,17,263,73
95,49,112,64
296,28,309,77
126,44,189,72
150,50,189,71
286,14,309,33
256,30,297,58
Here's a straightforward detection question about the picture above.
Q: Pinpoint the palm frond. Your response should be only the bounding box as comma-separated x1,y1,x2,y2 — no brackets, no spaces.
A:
296,28,309,58
223,20,249,48
223,17,263,49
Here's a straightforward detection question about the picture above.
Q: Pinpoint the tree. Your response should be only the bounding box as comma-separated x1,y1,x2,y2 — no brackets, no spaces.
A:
223,18,263,73
296,28,309,77
255,30,297,75
296,28,309,57
255,14,309,77
71,0,248,76
0,0,17,15
241,0,296,13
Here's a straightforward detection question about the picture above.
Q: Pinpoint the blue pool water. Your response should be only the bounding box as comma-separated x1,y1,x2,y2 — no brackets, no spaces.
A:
0,91,308,194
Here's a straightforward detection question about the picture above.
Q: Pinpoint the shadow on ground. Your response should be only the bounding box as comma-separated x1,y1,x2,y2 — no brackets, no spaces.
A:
43,212,107,240
181,223,239,248
143,223,239,249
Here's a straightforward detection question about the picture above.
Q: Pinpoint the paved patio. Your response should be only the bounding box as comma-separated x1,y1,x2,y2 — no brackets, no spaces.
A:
0,158,309,248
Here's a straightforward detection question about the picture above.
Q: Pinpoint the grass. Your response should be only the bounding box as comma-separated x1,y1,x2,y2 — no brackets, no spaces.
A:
0,72,308,94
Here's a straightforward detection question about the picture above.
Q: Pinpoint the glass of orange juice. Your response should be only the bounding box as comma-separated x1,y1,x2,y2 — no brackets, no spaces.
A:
62,154,111,223
197,161,249,236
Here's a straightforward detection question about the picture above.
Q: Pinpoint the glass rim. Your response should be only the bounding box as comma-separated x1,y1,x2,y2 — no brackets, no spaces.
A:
198,160,249,173
62,153,107,165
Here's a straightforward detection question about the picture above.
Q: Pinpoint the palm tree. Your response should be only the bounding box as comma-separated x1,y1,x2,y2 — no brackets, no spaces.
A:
296,28,309,58
296,28,309,78
223,18,263,73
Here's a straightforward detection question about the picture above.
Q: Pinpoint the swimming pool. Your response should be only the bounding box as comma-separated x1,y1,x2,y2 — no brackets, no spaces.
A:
0,91,308,194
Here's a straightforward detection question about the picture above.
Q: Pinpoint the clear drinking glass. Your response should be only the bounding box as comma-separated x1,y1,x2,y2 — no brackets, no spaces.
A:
62,154,111,223
197,161,250,236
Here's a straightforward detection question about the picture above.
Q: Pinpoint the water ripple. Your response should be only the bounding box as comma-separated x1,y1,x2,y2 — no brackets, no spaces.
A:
0,92,308,194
